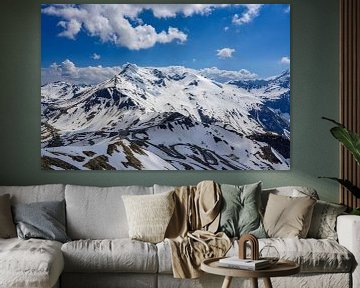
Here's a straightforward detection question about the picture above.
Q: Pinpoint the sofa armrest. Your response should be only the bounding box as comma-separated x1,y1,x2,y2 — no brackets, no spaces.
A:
337,215,360,288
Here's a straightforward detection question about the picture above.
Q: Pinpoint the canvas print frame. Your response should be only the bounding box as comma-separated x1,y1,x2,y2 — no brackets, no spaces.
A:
41,4,290,170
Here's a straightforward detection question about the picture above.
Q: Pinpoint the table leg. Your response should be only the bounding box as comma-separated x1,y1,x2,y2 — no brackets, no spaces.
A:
251,278,258,288
263,277,273,288
221,276,233,288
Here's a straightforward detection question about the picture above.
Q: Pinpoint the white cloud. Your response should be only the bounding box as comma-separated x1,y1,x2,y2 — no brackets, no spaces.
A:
57,19,81,39
41,59,123,85
284,6,290,13
217,48,235,59
91,53,101,60
224,26,229,32
142,4,229,18
41,59,259,85
280,56,290,65
232,4,263,25
200,67,257,83
42,4,189,50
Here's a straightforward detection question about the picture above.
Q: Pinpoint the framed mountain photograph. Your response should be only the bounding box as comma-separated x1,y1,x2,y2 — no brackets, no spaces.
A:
41,4,290,170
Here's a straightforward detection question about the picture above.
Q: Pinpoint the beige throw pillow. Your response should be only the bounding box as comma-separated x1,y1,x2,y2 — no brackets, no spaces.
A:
122,191,175,243
263,193,316,238
0,194,17,238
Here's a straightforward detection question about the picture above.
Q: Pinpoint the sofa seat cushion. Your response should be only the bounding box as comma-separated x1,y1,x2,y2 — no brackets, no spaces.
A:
157,238,353,274
231,238,353,273
62,239,158,273
0,238,64,288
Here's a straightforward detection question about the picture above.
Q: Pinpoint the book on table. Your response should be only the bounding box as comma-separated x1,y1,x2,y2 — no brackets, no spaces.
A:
218,257,271,270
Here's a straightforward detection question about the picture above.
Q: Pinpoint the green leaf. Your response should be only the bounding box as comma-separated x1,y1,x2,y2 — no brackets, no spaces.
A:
330,126,360,165
322,117,360,165
351,208,360,215
319,177,360,198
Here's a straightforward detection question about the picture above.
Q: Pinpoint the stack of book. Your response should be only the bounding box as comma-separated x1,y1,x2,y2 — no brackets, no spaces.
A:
218,257,271,270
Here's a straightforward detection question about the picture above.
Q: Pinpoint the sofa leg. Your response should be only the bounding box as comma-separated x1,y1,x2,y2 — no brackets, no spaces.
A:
251,278,258,288
221,276,232,288
263,277,273,288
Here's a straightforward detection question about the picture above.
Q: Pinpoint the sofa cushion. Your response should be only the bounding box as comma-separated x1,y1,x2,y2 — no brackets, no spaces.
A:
61,239,158,273
12,200,70,243
65,185,153,239
235,238,353,273
122,191,175,243
261,186,319,213
218,182,266,238
308,200,347,240
157,238,353,274
0,184,65,204
0,194,16,238
0,238,64,288
263,194,316,238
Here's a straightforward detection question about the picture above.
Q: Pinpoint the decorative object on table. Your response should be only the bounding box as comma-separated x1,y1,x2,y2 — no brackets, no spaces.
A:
40,4,290,171
259,245,280,265
320,117,360,211
215,233,273,271
238,234,260,260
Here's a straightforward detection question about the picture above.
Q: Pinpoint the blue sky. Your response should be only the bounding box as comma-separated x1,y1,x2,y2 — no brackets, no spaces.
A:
41,4,290,84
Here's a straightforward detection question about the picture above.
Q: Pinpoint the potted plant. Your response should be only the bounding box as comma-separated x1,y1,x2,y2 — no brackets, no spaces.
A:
320,117,360,215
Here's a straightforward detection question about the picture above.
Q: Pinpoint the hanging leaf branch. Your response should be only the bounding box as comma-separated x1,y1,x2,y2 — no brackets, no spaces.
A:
320,117,360,199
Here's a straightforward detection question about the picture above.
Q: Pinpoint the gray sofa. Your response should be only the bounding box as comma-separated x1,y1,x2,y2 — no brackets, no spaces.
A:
0,184,359,288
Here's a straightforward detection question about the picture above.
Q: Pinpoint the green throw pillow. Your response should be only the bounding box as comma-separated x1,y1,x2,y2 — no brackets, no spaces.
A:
218,182,266,238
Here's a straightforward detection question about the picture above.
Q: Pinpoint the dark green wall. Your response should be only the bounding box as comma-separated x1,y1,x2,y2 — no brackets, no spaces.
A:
0,0,340,202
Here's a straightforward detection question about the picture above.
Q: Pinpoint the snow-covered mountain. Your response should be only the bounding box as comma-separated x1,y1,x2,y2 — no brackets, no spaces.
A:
41,64,290,170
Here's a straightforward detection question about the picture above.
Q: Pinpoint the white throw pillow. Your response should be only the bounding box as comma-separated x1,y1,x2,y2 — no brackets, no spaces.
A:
122,191,175,243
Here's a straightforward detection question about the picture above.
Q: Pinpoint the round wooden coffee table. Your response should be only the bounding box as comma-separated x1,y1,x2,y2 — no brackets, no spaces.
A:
201,257,300,288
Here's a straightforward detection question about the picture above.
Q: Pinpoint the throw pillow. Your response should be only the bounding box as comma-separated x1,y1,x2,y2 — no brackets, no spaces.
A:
218,182,266,238
263,193,316,238
307,200,347,240
0,194,16,238
122,190,175,243
12,200,70,243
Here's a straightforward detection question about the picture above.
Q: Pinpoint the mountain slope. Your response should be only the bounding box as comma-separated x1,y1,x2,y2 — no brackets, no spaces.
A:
41,64,290,170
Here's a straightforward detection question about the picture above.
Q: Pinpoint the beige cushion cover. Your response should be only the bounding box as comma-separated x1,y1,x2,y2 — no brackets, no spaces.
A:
123,191,175,243
0,194,16,238
263,193,316,238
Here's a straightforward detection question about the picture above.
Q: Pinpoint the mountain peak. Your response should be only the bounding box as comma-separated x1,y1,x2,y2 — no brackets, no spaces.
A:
120,63,139,74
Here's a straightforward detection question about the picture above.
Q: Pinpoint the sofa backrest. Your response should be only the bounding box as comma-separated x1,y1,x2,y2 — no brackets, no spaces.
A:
65,184,153,240
0,184,65,204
